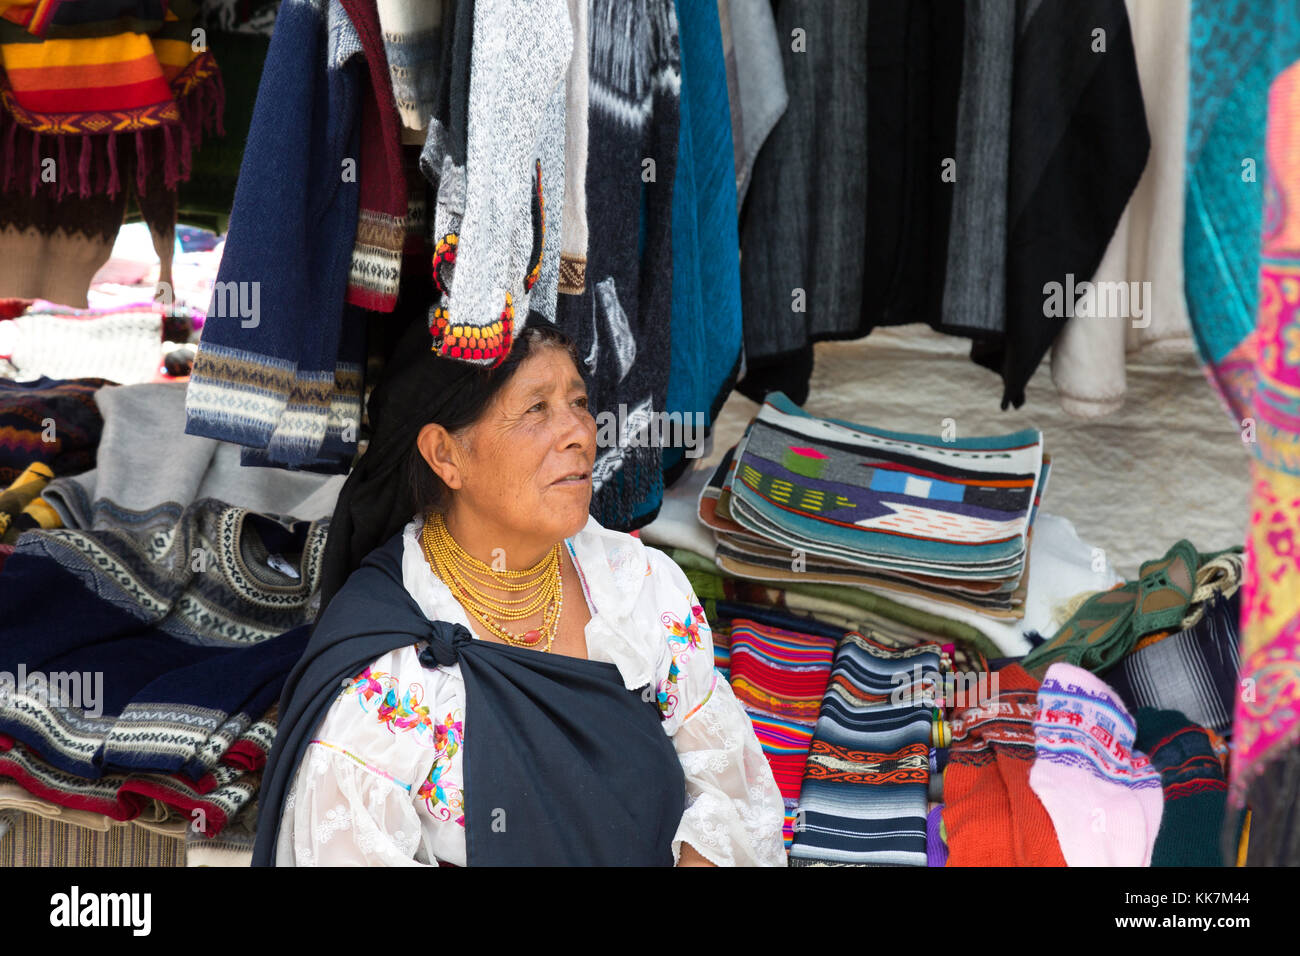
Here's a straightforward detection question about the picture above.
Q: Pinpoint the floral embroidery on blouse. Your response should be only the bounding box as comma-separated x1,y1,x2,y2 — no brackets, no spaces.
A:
340,666,440,749
416,709,465,826
656,597,710,719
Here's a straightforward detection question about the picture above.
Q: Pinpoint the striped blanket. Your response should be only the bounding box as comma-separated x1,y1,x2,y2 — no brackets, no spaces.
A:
724,618,836,848
789,632,940,866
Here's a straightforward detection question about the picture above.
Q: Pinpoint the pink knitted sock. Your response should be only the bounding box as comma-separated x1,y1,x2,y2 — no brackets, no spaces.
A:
1029,663,1164,866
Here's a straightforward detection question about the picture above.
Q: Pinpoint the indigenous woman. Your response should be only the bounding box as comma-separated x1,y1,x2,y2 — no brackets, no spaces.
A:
253,320,785,866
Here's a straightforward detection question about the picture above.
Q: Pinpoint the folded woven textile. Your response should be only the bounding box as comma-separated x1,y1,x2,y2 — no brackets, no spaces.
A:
0,302,170,383
1104,590,1241,734
700,395,1050,634
676,550,999,667
726,616,836,849
728,618,837,726
0,376,110,488
789,632,939,866
725,392,1045,575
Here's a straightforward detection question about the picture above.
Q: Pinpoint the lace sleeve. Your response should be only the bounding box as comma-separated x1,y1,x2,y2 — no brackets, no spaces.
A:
647,549,786,867
279,742,436,867
274,647,445,867
670,674,788,867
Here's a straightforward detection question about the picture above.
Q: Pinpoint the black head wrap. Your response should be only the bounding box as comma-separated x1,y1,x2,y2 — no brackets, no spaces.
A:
318,316,478,610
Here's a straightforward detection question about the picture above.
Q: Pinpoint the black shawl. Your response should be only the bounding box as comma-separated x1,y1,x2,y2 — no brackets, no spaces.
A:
252,530,686,866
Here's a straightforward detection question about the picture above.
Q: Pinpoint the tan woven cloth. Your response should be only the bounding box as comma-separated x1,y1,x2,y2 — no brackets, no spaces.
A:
0,811,183,867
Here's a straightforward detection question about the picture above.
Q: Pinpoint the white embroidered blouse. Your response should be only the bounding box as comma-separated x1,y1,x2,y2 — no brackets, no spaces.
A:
276,514,787,867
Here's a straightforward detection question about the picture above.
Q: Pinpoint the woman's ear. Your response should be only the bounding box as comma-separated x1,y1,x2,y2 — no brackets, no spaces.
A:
417,422,466,491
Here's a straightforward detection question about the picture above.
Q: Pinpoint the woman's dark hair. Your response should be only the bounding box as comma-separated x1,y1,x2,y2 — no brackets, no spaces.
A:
404,322,583,518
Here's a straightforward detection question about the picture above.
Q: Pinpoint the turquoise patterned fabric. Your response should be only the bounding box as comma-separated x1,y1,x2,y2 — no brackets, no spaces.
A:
1185,0,1300,368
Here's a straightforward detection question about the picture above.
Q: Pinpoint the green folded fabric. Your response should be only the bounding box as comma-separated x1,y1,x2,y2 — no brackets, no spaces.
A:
670,547,1001,661
1023,539,1241,679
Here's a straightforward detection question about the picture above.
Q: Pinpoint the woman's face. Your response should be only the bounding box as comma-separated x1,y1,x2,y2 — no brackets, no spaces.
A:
430,346,597,545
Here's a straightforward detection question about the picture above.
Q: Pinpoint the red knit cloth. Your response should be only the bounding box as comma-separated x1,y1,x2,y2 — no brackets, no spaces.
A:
943,663,1067,866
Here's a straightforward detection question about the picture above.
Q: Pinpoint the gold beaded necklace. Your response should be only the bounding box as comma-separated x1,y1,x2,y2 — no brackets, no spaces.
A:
420,512,563,653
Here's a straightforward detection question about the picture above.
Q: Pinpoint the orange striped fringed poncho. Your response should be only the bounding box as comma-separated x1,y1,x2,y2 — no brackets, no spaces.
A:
0,0,224,201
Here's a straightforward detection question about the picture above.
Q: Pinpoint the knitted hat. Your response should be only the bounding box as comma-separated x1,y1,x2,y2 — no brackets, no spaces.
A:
943,663,1067,866
1133,707,1230,867
1030,664,1164,866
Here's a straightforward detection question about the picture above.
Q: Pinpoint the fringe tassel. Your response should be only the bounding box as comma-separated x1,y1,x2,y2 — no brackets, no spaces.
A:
177,107,193,182
162,122,178,189
56,135,68,199
77,134,91,198
29,127,39,194
107,131,119,195
0,67,224,203
92,134,105,195
2,118,15,192
135,129,147,196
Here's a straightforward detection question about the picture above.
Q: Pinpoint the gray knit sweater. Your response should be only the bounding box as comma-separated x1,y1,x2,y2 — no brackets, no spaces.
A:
437,0,573,360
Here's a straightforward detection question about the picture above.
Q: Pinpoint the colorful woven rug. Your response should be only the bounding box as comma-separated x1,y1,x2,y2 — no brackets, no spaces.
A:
789,632,939,866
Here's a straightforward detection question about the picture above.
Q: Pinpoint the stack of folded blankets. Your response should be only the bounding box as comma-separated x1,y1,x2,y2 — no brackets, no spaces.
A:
699,392,1049,620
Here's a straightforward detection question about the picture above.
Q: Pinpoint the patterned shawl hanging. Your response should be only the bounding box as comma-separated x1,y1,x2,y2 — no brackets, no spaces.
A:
1231,56,1300,863
1183,0,1300,419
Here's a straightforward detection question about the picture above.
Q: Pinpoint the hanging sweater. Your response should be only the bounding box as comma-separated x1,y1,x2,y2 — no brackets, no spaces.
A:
421,0,571,365
967,0,1149,409
662,0,741,486
739,0,1148,411
553,0,681,530
184,0,365,470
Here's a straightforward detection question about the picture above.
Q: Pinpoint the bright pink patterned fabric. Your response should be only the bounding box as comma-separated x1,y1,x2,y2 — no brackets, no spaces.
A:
1231,58,1300,804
